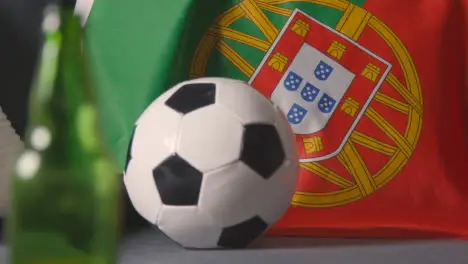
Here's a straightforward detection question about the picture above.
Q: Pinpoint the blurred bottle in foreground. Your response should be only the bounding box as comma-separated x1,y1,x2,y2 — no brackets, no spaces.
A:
8,0,121,263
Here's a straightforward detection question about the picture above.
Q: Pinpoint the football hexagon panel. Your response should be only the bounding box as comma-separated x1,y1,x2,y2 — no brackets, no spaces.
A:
124,159,163,224
157,205,222,249
214,78,278,125
217,216,268,248
198,161,268,227
176,104,244,173
273,105,299,160
152,154,203,206
255,160,299,224
165,82,216,114
240,123,285,179
130,100,182,168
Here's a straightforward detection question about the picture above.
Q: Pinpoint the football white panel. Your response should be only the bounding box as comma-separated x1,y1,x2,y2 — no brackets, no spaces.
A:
157,205,222,249
198,161,266,227
132,102,182,168
257,160,299,224
177,104,244,173
274,105,299,160
123,159,163,224
136,86,179,126
215,79,278,125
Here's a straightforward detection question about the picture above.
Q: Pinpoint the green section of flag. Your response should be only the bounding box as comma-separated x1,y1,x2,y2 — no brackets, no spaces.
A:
85,0,366,171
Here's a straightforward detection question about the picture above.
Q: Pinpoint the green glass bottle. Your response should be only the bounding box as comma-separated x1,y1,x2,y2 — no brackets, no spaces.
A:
8,1,121,264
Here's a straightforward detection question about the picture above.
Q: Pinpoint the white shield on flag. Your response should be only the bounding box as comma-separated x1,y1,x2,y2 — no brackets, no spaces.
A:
271,44,355,135
248,9,392,162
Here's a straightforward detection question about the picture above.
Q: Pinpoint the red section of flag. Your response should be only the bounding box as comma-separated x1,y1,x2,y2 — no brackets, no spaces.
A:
264,1,468,238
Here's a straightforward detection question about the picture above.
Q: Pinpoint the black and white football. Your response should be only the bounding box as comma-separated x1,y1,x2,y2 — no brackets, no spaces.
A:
123,77,299,249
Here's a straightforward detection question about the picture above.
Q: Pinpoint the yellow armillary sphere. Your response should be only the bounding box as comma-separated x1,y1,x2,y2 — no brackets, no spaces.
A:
190,0,423,207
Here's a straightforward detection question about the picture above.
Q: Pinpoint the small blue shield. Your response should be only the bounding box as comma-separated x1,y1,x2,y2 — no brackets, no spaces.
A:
283,71,303,91
301,83,320,102
314,60,334,81
287,103,308,125
318,93,336,114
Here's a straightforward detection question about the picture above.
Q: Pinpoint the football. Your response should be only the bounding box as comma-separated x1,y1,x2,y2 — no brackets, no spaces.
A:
123,77,299,249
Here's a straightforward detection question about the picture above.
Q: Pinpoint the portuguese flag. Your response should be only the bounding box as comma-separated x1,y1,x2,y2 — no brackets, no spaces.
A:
85,0,468,238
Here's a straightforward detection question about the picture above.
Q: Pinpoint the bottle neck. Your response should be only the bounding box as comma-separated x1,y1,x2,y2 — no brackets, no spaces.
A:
57,7,93,109
28,4,93,125
26,4,100,154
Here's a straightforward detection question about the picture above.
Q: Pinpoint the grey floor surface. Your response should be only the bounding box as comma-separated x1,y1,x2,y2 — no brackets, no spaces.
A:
2,229,468,264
